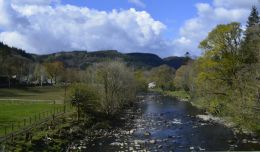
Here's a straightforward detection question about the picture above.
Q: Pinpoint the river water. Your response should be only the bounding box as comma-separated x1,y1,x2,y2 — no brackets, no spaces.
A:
74,93,260,151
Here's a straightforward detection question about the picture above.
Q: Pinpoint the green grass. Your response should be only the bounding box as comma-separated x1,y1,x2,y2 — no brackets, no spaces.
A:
0,86,68,137
0,86,65,101
150,88,191,101
0,101,65,136
164,90,191,101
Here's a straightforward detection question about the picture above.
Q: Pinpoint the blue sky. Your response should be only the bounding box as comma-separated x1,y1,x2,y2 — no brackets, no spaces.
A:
0,0,258,57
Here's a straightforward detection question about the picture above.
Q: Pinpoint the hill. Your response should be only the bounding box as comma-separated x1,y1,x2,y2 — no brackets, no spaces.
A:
0,43,189,70
0,42,34,62
37,51,188,69
163,56,188,69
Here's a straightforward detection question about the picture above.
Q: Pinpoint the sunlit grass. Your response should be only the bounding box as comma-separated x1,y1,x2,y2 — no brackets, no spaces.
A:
0,86,66,101
0,86,68,136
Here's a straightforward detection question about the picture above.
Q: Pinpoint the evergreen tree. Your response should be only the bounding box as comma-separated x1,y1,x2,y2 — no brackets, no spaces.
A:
247,6,259,28
240,6,260,64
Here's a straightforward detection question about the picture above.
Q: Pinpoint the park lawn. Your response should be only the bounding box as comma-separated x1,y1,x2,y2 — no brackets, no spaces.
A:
0,86,66,101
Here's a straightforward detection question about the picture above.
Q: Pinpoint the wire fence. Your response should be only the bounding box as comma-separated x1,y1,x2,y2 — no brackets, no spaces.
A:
0,102,74,143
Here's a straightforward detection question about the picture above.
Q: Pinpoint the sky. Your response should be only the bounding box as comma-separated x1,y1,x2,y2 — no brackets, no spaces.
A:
0,0,259,57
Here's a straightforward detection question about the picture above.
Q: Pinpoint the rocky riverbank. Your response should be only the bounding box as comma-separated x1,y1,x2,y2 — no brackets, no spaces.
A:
68,93,260,151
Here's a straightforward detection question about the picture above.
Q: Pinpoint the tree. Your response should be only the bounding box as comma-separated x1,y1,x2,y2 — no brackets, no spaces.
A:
174,62,193,91
34,63,46,86
195,22,244,114
199,22,242,81
0,49,10,75
85,61,137,116
4,58,19,88
150,65,176,90
69,83,99,121
44,61,64,84
240,6,260,64
134,70,148,92
247,6,259,28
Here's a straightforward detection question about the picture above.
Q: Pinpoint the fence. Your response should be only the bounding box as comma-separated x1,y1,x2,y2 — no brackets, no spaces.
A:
0,103,74,143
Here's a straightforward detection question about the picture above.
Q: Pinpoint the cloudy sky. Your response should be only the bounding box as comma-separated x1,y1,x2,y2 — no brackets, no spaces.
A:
0,0,259,57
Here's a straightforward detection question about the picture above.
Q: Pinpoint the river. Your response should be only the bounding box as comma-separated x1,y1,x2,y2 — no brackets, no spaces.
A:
71,93,260,151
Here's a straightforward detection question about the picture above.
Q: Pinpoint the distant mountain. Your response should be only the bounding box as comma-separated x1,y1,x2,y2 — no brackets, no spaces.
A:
0,43,189,69
37,51,188,69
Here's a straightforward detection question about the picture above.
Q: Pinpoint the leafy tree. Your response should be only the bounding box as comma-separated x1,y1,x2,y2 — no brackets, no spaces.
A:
34,63,46,86
134,70,148,92
94,61,137,115
0,49,10,75
44,61,64,84
199,22,242,82
150,65,176,90
195,22,244,114
69,83,99,121
174,62,193,91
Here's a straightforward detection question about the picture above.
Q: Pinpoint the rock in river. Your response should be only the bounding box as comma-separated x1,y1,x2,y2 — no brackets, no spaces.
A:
144,131,151,136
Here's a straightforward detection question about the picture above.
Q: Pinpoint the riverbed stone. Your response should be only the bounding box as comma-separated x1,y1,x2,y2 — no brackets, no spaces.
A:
129,129,136,134
129,147,134,151
144,131,151,136
149,140,156,144
158,145,163,149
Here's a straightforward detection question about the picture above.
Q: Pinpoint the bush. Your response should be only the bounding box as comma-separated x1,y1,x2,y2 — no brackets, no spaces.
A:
68,83,100,119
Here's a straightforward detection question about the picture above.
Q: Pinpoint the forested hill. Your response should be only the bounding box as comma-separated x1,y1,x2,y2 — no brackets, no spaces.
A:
1,43,189,69
0,42,34,62
36,51,189,69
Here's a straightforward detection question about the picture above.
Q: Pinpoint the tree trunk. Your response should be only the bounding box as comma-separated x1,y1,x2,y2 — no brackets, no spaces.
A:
54,76,57,85
77,104,80,122
40,75,43,87
8,77,11,88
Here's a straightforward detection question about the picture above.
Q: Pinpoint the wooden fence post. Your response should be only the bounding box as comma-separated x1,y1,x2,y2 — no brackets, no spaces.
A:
4,126,7,135
11,123,14,142
24,119,26,126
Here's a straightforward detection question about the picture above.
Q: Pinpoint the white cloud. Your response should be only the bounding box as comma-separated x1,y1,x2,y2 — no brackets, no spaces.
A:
0,0,172,56
213,0,259,9
128,0,146,8
12,0,60,6
174,0,258,56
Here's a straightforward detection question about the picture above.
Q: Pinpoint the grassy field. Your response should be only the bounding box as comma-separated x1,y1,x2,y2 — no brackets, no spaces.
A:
0,86,68,137
0,86,65,101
